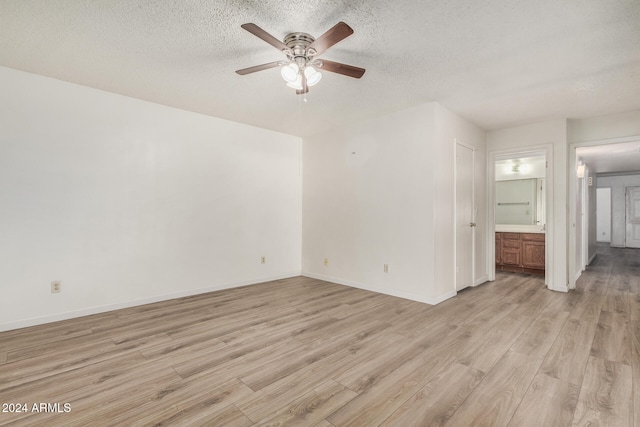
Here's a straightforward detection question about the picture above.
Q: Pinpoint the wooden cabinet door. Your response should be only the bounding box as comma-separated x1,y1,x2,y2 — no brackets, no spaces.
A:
502,248,521,266
495,233,502,264
522,241,545,268
501,235,521,266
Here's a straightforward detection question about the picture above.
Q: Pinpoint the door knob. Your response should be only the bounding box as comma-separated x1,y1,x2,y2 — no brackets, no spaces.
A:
470,222,476,227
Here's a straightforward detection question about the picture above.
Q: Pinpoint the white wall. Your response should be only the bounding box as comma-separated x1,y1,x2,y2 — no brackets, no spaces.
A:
597,174,640,247
0,67,302,331
487,119,568,291
568,110,640,143
302,102,486,304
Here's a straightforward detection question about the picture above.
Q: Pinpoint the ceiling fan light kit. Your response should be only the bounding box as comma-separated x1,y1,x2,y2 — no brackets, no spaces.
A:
280,63,299,82
304,66,322,86
286,75,303,90
236,22,365,95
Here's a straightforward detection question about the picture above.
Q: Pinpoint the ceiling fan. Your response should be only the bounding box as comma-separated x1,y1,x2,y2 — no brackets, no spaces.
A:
235,22,365,95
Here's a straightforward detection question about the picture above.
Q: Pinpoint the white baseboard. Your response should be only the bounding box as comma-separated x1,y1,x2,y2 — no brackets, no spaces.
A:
302,272,456,305
0,272,301,332
549,283,569,293
474,275,489,287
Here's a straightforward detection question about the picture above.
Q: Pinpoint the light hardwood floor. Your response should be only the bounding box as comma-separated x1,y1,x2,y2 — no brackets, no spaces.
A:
1,244,638,426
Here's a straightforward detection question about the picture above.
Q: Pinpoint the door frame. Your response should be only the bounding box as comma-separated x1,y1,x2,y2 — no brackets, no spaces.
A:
488,144,553,289
454,140,476,291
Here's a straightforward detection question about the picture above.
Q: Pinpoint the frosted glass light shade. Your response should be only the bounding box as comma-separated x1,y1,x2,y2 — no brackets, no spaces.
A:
286,75,303,90
304,66,322,86
280,63,299,83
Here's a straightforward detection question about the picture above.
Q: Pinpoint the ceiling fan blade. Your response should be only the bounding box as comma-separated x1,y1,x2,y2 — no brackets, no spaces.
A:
308,22,354,56
318,59,365,78
296,72,309,95
241,23,288,52
235,61,281,75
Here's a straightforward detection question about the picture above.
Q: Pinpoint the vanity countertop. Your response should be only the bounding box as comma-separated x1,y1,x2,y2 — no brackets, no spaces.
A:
495,224,545,234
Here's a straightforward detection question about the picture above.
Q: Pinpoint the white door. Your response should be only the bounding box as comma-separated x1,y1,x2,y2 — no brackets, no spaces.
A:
596,187,611,242
626,186,640,248
456,143,474,291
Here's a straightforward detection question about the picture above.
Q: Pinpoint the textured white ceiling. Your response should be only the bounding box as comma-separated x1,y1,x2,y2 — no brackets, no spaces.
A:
1,0,639,137
577,141,640,174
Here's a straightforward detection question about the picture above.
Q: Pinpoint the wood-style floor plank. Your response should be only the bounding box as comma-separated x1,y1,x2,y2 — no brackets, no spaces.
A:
254,380,356,426
571,356,633,426
590,310,631,365
631,320,640,427
443,350,543,427
507,373,579,427
510,306,571,359
540,318,599,385
326,346,447,427
0,243,637,426
379,363,484,427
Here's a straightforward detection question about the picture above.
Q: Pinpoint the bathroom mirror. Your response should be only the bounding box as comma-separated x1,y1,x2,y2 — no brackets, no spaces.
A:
495,178,545,226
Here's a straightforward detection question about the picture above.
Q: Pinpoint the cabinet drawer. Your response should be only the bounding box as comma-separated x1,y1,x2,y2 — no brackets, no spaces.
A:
503,239,521,249
502,233,520,241
521,233,545,242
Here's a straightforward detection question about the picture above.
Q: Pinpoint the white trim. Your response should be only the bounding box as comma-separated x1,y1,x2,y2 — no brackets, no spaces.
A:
303,272,456,305
549,283,569,293
474,275,489,286
0,272,302,332
488,144,554,289
582,169,589,270
568,134,640,289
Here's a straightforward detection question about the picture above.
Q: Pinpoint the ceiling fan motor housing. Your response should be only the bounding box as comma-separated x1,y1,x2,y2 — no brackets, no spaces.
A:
283,32,316,67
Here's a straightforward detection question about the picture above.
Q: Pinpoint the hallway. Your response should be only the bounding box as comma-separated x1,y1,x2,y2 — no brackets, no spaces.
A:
570,242,639,426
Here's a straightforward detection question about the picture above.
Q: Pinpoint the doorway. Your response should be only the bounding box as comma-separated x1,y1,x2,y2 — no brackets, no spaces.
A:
569,137,640,288
488,145,552,288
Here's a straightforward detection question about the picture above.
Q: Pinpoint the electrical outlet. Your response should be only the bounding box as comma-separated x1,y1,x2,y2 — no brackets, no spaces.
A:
324,258,329,267
261,256,266,264
384,264,389,273
51,281,61,293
